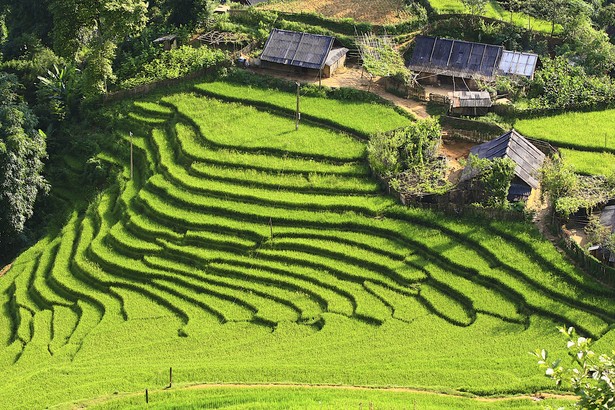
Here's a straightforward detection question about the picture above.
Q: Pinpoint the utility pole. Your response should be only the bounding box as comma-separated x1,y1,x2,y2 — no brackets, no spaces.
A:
129,131,134,180
295,82,300,131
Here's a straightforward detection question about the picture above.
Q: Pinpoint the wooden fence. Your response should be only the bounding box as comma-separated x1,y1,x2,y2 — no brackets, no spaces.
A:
557,222,615,287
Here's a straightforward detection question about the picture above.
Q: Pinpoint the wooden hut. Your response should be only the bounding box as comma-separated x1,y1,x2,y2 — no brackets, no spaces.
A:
448,91,492,116
323,47,349,77
260,29,343,79
461,129,546,202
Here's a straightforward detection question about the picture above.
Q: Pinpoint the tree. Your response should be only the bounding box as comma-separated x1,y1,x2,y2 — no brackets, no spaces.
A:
466,154,516,207
0,72,48,250
164,0,214,28
533,326,615,409
461,0,488,18
536,0,592,36
48,0,148,96
368,119,441,178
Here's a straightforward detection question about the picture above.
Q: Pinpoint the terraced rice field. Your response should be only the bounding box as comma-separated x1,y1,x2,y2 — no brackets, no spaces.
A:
1,80,614,408
515,109,615,176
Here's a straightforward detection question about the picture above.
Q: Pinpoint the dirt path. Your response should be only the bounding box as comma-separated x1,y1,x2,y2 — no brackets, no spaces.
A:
69,382,577,408
249,65,430,119
0,264,11,278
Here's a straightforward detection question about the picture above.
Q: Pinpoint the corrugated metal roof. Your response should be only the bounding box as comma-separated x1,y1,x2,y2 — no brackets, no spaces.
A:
464,129,546,189
498,51,538,78
325,47,349,66
449,91,492,108
408,36,503,80
261,29,334,70
153,34,177,43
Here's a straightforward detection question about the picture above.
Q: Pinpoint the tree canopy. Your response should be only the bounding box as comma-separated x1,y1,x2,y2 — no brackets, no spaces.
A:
0,72,48,249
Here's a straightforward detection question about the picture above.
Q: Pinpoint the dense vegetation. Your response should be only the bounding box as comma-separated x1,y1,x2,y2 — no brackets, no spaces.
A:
1,82,614,409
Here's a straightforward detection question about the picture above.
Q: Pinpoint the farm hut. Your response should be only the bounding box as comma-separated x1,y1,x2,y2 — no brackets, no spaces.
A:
461,129,546,202
323,47,349,77
407,36,539,88
153,34,178,51
260,29,336,79
448,91,492,116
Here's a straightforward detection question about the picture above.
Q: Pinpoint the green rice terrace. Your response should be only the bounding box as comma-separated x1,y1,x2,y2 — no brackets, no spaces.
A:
515,109,615,176
1,79,615,409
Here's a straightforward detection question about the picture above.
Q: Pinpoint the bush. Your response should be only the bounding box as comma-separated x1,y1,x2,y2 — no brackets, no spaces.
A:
120,45,227,89
368,119,441,176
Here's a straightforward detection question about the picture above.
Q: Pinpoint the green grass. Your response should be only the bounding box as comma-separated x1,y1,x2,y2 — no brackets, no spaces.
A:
515,109,615,152
194,80,412,137
428,0,556,34
560,148,615,176
88,385,575,409
514,109,615,175
0,79,614,409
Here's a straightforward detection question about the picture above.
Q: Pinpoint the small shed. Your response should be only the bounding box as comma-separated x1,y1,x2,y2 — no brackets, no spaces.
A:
448,91,492,116
260,29,336,77
153,34,178,51
461,129,546,202
323,47,349,77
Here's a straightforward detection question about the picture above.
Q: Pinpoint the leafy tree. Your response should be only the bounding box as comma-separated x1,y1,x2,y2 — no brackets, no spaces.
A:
48,0,148,96
368,119,441,178
466,154,516,207
36,63,79,124
528,56,615,109
461,0,488,18
0,72,48,250
164,0,214,28
533,326,615,409
0,0,53,59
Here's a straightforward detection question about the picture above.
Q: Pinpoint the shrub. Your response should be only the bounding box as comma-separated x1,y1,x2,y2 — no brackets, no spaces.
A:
120,45,227,89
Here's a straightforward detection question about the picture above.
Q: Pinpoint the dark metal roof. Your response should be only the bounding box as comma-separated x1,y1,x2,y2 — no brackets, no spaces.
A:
153,34,177,43
261,29,335,70
408,36,503,80
465,129,546,189
601,205,615,232
449,91,492,108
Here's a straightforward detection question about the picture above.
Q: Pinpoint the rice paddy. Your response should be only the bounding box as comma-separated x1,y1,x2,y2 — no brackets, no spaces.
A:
1,80,614,409
515,109,615,176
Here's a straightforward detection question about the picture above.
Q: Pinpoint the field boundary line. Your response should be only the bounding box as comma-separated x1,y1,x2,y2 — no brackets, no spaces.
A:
65,382,578,408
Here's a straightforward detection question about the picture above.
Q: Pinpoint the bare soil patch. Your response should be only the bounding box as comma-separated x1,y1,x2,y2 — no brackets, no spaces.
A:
261,0,411,25
0,264,11,278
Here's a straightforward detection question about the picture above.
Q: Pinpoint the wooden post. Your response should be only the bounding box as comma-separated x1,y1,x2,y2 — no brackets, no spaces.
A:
129,131,134,180
145,389,149,404
269,217,273,239
319,69,322,88
169,367,172,387
295,82,300,131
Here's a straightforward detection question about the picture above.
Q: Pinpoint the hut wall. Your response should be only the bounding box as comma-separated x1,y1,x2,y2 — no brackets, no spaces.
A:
324,53,346,78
